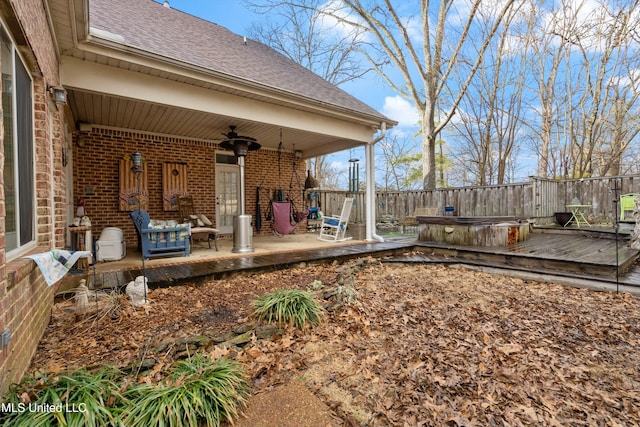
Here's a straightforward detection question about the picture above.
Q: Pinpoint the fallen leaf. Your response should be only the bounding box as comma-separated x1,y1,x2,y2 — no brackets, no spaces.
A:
498,343,523,355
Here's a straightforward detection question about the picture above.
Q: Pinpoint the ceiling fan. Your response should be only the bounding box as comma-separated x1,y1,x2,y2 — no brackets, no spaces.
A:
219,125,261,156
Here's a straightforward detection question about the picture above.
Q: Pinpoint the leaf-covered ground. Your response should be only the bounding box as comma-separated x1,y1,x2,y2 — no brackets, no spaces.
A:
30,259,640,426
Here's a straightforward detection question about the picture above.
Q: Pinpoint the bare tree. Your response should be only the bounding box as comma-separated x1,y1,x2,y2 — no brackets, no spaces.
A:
448,2,527,185
555,0,639,178
245,0,376,85
328,0,520,189
595,74,640,176
247,0,520,189
247,1,640,186
516,0,640,180
376,133,421,191
519,0,570,178
309,156,343,190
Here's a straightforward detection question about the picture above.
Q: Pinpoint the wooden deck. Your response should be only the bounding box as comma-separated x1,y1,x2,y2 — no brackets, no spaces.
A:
416,233,640,285
75,229,640,292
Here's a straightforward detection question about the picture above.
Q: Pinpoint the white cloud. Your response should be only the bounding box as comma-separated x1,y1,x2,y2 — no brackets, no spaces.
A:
382,96,420,127
404,14,424,45
318,0,368,42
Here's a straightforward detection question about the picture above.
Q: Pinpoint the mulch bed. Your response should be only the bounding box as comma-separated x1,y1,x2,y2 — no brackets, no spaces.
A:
30,258,640,426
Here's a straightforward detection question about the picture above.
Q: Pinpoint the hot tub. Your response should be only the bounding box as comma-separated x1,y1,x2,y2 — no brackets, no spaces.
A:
417,216,530,246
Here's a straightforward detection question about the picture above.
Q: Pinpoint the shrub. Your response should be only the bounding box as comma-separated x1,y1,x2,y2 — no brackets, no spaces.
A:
0,368,123,427
1,355,249,427
121,355,249,427
253,288,325,329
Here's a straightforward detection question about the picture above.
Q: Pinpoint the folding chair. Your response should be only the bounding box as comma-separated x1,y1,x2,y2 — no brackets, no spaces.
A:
318,198,354,242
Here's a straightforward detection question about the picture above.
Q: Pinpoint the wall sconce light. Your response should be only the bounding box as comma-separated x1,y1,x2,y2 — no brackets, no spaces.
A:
48,85,67,105
76,133,86,148
131,152,143,174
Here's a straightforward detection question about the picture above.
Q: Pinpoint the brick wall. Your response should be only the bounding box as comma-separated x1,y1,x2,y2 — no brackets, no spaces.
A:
0,1,68,395
0,261,56,394
11,0,61,82
73,127,308,247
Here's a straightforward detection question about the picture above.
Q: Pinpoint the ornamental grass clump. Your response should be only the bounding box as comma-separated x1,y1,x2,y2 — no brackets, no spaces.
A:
121,355,249,427
0,368,123,427
253,288,325,329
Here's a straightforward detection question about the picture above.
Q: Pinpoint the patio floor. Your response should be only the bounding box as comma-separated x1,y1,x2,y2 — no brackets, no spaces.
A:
61,233,414,291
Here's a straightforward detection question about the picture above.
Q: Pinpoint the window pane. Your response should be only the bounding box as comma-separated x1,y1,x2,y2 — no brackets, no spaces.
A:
1,29,16,250
215,152,237,165
1,27,34,254
16,53,33,246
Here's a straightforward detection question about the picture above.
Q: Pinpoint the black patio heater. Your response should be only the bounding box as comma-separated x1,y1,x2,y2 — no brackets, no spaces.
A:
219,126,261,253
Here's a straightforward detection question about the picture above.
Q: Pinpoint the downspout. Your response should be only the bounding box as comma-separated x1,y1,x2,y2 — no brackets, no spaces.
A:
366,122,386,242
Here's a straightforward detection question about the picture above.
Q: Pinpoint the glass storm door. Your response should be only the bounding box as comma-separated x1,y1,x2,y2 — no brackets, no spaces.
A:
215,163,239,234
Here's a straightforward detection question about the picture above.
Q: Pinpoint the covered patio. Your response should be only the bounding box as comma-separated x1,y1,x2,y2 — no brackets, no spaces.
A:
52,0,397,255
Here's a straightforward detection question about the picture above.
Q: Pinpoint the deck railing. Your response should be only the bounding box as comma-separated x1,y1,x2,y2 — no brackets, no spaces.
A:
309,174,640,225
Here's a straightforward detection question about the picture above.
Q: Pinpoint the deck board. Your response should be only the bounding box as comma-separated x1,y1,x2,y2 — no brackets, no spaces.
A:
414,231,640,282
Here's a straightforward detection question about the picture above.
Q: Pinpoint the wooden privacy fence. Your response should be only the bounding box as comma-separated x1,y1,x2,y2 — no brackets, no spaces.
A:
312,175,640,225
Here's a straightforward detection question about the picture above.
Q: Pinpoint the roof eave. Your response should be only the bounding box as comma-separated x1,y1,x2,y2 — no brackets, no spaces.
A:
82,31,396,130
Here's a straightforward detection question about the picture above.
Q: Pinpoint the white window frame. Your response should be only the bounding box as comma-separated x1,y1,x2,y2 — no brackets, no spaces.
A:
2,23,36,260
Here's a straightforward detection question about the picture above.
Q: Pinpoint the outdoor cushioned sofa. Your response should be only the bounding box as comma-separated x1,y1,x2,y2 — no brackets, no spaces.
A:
130,210,190,259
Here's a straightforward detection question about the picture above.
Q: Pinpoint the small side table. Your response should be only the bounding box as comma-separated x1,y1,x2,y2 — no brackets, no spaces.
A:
566,204,592,227
69,226,91,271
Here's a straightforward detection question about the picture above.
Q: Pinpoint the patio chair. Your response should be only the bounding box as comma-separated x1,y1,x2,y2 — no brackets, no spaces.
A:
130,210,190,260
178,196,219,251
270,201,298,236
318,197,354,242
620,193,639,221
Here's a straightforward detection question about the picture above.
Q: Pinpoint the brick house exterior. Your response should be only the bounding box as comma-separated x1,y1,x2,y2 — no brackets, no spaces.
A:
0,0,68,393
0,0,394,394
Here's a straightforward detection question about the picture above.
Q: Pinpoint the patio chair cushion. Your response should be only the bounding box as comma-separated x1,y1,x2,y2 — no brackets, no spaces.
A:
147,219,190,242
187,214,214,227
197,213,213,226
189,215,204,227
323,217,340,227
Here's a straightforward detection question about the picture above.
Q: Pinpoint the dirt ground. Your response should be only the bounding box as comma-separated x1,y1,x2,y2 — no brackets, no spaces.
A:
30,257,640,426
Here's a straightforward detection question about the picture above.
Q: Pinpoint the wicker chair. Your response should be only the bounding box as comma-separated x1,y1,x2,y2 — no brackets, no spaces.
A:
177,196,219,251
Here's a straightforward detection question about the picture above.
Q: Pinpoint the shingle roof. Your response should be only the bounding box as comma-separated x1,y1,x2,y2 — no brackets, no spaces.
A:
90,0,389,122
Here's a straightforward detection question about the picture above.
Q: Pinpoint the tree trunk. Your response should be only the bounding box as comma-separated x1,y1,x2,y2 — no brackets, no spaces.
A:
422,115,437,190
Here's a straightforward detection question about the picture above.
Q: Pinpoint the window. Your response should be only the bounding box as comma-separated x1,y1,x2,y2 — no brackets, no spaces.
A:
2,26,34,256
215,152,237,165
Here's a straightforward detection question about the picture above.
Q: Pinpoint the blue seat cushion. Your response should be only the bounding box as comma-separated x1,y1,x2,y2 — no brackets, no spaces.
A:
324,218,339,227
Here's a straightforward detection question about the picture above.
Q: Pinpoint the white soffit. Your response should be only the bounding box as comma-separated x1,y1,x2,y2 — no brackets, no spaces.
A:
61,56,376,143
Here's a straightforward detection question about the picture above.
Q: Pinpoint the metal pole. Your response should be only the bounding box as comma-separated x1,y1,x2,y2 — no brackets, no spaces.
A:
613,179,620,293
238,155,246,215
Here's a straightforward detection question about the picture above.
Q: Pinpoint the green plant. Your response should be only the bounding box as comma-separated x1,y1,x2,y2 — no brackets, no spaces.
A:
253,288,325,329
121,355,249,427
1,368,123,427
